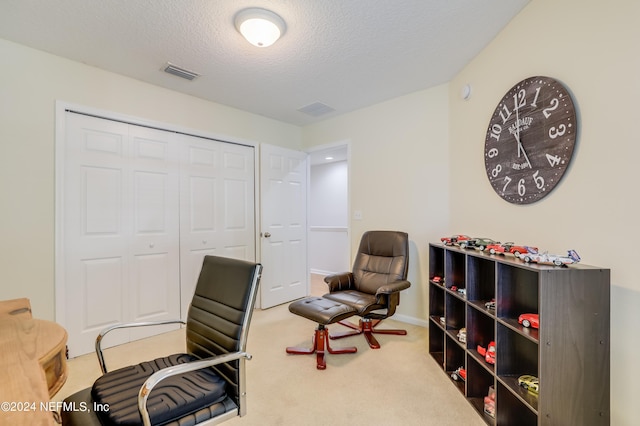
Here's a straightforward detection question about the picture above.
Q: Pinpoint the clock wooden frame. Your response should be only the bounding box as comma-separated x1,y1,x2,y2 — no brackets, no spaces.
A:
484,76,577,204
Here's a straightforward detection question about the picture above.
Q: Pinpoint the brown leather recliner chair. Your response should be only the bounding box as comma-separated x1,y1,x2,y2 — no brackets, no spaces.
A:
322,230,411,349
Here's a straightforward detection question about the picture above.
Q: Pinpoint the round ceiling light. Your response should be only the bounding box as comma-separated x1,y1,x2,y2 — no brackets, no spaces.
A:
234,8,286,47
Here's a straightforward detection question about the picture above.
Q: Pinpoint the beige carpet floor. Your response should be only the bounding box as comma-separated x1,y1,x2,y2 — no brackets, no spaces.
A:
55,275,484,426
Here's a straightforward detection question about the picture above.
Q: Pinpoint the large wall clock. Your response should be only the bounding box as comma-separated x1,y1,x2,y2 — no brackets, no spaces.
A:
484,76,577,204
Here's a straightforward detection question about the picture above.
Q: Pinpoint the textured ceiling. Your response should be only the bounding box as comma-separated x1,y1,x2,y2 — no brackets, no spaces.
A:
0,0,529,126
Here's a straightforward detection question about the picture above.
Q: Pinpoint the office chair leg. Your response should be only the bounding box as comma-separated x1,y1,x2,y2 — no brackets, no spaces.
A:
331,318,407,349
286,325,357,370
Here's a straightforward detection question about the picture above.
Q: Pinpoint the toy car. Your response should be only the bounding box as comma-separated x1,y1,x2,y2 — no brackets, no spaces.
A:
457,327,466,343
451,366,466,381
488,242,539,256
519,248,581,266
509,245,538,257
487,242,513,255
518,313,539,329
517,375,539,394
457,288,466,296
483,385,496,418
460,237,496,251
485,299,496,311
431,276,443,284
484,395,495,418
441,234,470,246
477,341,496,364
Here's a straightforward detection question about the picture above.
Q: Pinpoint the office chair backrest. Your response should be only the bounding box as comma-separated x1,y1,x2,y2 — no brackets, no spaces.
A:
352,230,409,295
186,255,261,405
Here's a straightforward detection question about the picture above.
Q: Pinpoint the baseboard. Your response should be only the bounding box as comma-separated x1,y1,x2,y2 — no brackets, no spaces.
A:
310,268,334,276
392,313,428,328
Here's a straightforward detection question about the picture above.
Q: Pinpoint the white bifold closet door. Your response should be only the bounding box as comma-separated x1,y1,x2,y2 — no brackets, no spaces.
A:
62,112,255,357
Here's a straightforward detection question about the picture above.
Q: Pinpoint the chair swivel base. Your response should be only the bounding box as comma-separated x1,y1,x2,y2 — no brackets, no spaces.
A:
330,318,407,349
286,325,357,370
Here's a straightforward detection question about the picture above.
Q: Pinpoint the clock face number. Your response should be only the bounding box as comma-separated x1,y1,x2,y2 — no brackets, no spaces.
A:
546,154,561,167
484,76,577,204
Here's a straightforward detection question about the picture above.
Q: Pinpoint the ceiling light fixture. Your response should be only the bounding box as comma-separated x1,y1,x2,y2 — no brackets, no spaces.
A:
234,8,286,47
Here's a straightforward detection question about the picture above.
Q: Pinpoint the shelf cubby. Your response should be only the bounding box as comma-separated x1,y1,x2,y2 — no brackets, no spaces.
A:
496,323,538,378
444,249,466,290
445,292,465,331
444,333,466,387
429,320,444,369
496,263,538,320
467,255,495,302
497,382,537,426
429,244,445,281
466,356,495,420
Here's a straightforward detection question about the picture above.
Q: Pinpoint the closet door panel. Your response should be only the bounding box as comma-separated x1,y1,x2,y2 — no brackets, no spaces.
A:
82,257,124,331
179,135,255,318
127,126,180,340
64,113,131,357
220,144,255,255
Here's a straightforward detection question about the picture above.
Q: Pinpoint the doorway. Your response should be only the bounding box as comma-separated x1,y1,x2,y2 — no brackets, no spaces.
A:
308,143,350,295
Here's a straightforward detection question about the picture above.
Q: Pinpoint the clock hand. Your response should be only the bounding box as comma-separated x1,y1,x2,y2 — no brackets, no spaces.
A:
515,103,522,158
514,131,532,169
514,105,532,168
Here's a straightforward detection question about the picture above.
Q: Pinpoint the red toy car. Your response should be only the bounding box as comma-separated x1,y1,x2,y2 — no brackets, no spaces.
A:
441,234,470,246
509,245,538,257
518,313,539,329
484,386,496,418
477,341,496,364
487,243,512,255
451,366,466,381
487,242,538,256
485,299,496,311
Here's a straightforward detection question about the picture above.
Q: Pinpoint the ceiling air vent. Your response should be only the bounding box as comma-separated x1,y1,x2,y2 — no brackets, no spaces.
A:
163,63,200,81
297,102,336,117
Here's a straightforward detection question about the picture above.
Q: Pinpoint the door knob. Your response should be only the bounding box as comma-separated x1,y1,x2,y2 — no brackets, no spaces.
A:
264,232,271,238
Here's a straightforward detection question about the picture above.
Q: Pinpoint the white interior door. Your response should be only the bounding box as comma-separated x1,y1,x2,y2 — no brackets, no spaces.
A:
179,135,256,318
63,113,180,357
260,144,308,308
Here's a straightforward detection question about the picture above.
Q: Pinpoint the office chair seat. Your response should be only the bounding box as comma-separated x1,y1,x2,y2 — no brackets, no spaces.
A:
91,354,227,425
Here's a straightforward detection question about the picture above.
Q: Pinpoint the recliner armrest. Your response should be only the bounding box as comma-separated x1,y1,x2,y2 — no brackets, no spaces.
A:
324,272,355,292
376,280,411,295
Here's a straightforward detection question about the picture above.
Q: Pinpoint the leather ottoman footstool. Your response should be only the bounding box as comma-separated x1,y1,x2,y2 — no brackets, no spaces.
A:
286,297,358,369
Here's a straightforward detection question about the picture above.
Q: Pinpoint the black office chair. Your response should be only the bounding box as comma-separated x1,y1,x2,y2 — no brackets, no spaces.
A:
323,230,411,349
62,255,262,426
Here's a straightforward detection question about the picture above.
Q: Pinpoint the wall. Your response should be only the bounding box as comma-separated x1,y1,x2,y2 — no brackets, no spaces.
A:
448,1,639,423
309,160,349,274
303,85,451,325
0,39,302,320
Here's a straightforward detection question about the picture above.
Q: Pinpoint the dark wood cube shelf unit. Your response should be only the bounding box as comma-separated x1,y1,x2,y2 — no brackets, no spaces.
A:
428,243,610,425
